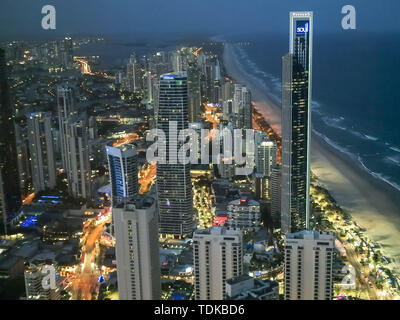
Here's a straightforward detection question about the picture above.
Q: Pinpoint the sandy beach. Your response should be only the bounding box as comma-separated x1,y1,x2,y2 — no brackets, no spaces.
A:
223,42,400,276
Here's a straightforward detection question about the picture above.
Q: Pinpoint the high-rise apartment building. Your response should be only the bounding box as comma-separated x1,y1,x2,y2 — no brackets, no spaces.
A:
281,12,313,233
57,85,91,200
126,54,143,92
57,85,77,171
157,72,193,238
106,144,138,207
113,196,161,300
233,84,252,129
256,140,277,177
193,227,243,300
65,119,91,200
0,48,21,234
284,230,334,300
187,60,201,123
27,112,56,192
270,165,282,228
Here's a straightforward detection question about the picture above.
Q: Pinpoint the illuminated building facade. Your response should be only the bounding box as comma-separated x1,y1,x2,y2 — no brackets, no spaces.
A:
156,72,193,238
226,198,261,232
106,144,138,207
281,12,313,233
27,112,56,192
0,48,21,234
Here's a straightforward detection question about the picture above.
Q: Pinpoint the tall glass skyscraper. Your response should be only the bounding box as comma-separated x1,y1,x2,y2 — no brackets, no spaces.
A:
157,72,193,238
27,112,56,193
281,12,313,234
0,48,21,234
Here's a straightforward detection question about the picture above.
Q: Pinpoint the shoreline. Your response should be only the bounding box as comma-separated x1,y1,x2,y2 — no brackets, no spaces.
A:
222,42,400,277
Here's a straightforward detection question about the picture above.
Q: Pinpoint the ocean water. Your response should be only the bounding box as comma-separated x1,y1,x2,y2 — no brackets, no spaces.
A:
228,32,400,193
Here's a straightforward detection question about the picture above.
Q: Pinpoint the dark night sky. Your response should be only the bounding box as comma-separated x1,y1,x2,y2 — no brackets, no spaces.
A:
0,0,399,38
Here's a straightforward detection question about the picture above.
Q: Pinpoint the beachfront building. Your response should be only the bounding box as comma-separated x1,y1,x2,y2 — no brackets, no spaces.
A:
281,12,313,234
284,230,334,300
193,227,243,300
156,72,193,238
233,84,252,129
113,196,161,300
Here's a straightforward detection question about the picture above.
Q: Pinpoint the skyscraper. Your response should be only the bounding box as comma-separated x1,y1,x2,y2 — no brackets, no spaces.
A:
226,198,261,232
106,144,138,206
126,54,143,92
284,230,334,300
27,112,56,192
256,140,277,177
65,119,91,200
270,165,282,228
156,72,193,238
15,117,33,198
233,84,252,129
57,85,91,200
281,12,313,234
57,85,76,172
193,227,243,300
113,196,161,300
0,48,21,234
59,37,73,70
187,60,201,123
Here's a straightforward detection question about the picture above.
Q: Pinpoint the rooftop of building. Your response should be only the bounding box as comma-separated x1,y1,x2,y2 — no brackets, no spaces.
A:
193,226,242,237
228,198,260,207
160,71,187,80
226,274,252,285
117,195,155,210
285,230,334,241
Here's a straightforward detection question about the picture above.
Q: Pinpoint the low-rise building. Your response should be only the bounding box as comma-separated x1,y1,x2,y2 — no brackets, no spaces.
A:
225,275,279,300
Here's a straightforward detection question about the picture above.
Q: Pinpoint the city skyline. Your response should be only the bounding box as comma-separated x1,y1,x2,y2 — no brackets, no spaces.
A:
0,5,399,304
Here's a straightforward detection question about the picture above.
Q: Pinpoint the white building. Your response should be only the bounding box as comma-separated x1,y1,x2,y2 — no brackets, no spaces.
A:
227,198,261,232
281,12,314,233
113,196,161,300
193,227,243,300
256,140,276,177
233,84,252,129
157,72,193,237
284,230,334,300
225,275,279,300
65,120,91,200
27,112,56,192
